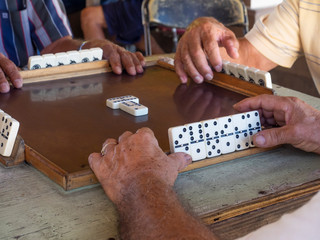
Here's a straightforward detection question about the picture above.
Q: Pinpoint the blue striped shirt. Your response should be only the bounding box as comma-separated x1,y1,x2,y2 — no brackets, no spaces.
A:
0,0,72,67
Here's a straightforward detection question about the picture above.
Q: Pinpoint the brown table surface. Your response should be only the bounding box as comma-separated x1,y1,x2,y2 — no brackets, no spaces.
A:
0,65,246,188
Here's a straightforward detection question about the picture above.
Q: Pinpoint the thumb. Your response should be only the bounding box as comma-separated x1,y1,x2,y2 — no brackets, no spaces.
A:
253,126,292,148
168,152,192,171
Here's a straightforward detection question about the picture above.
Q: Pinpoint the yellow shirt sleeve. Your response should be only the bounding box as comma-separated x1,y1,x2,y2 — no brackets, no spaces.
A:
245,0,303,68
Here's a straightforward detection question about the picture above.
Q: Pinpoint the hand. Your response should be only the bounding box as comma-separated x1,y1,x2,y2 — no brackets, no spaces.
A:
175,17,239,84
233,95,320,154
0,53,23,93
86,39,145,76
88,127,192,204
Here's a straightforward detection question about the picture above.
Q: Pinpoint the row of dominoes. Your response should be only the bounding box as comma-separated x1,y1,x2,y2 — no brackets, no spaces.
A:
0,110,19,157
28,47,103,70
159,57,272,89
221,60,272,89
106,95,148,116
168,111,261,161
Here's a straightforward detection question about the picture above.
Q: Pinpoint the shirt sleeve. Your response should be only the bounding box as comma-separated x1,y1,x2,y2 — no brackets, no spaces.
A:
245,0,303,68
235,191,320,240
28,0,73,51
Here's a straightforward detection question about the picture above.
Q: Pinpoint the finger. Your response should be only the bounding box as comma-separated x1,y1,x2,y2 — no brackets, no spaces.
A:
167,152,192,171
202,30,223,72
178,38,204,84
253,126,293,148
220,35,239,59
107,50,122,75
174,54,188,84
118,131,133,143
88,152,103,173
0,54,22,90
119,51,136,75
134,51,145,67
0,69,10,93
188,32,213,80
233,95,285,113
136,127,155,138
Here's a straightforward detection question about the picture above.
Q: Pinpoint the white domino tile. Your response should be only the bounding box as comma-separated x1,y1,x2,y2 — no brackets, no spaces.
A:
221,60,230,74
79,49,93,63
218,60,273,89
246,67,259,84
168,110,262,162
160,57,174,66
202,119,221,158
0,111,19,157
218,116,236,154
28,55,45,70
237,64,249,81
90,48,103,61
28,48,104,70
42,54,57,68
55,52,70,66
256,70,272,89
245,111,262,147
185,122,206,161
232,113,250,150
106,95,139,109
119,101,148,116
228,62,240,78
67,50,81,64
168,125,190,155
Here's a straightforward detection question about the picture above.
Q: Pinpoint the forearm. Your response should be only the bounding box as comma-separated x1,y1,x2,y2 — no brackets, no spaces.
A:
116,173,217,240
220,38,278,71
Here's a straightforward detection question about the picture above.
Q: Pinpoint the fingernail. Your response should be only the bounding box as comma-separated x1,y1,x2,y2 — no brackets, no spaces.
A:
137,65,143,73
183,153,192,161
141,60,146,66
0,82,9,93
255,134,266,145
13,79,23,88
114,66,122,74
194,76,203,83
214,64,222,72
180,76,187,83
205,73,213,80
128,67,136,75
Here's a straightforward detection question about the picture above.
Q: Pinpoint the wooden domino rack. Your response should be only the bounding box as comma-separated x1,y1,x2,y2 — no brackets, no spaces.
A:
2,53,273,189
2,54,320,235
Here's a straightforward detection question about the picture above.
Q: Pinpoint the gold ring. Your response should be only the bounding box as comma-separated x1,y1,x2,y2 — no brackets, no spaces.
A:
101,143,112,156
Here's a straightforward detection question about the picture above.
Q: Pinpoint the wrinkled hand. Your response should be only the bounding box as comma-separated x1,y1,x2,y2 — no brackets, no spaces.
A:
0,53,23,93
87,39,145,76
175,17,239,84
234,95,320,154
88,127,192,204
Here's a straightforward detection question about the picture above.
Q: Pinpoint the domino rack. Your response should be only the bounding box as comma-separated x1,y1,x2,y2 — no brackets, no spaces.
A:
2,53,274,188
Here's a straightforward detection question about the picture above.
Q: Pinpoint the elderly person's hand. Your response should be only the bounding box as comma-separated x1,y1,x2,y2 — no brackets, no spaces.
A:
0,53,23,93
234,95,320,154
88,127,192,204
175,17,239,84
84,39,145,76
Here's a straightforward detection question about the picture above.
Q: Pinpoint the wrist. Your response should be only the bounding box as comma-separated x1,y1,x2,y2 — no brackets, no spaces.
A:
113,171,171,207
